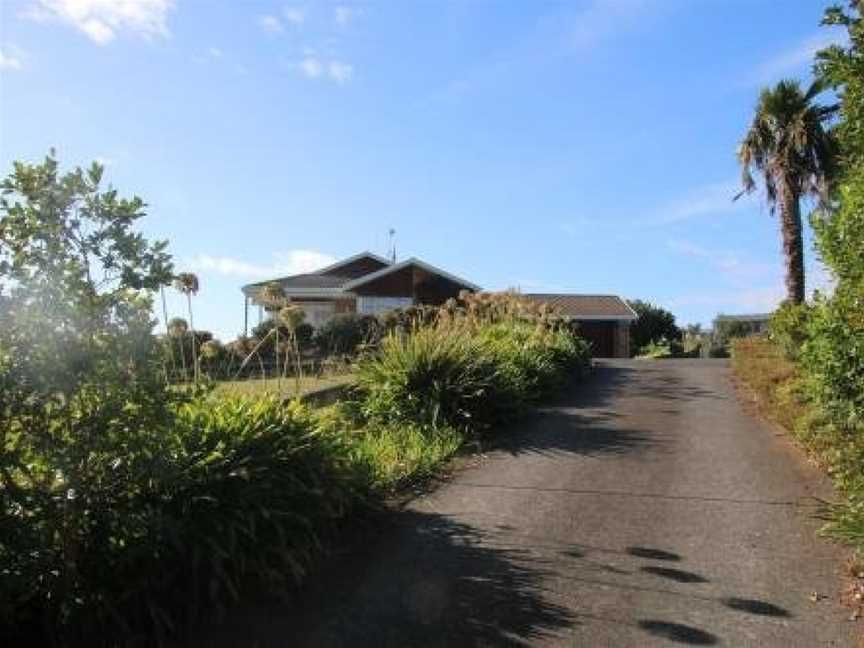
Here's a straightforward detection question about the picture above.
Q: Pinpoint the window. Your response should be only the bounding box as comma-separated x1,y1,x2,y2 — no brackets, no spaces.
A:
357,296,413,315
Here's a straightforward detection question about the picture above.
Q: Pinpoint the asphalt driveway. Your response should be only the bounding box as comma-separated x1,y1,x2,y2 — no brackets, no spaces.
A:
207,360,859,647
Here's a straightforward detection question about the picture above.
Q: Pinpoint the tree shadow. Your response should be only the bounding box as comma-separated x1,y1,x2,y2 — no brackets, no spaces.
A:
722,597,791,617
626,546,682,561
638,620,719,645
641,566,710,583
193,510,576,647
494,412,660,458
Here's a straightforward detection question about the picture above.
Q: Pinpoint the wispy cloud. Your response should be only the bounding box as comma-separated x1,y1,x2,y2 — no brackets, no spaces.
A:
296,56,353,83
22,0,175,45
665,238,773,280
299,56,323,78
0,46,23,70
751,31,847,85
334,6,362,27
435,0,657,105
283,6,305,26
184,250,336,279
569,0,650,51
328,61,353,83
258,14,284,34
653,180,758,225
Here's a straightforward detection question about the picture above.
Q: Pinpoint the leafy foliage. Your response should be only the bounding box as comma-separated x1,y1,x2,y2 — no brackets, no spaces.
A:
0,153,179,643
355,292,590,429
769,302,813,360
627,300,681,355
313,313,380,356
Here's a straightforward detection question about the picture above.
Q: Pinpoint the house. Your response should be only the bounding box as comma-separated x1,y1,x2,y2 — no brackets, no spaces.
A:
241,252,481,332
524,294,638,358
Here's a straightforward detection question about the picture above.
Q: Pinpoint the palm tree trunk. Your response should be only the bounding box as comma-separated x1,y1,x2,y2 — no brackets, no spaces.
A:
187,294,198,381
778,179,806,304
160,285,175,382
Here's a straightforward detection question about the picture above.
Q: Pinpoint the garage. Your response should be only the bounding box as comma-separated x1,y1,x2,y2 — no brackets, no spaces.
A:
524,294,638,358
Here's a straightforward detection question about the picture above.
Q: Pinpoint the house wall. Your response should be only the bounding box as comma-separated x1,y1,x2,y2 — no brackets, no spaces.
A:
352,265,472,305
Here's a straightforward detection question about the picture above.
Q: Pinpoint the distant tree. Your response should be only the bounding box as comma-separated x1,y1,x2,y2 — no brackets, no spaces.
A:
628,300,681,354
168,316,189,380
737,79,837,303
173,272,200,380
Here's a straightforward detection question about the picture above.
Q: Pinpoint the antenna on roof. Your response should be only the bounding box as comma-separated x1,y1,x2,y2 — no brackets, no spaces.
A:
387,228,396,263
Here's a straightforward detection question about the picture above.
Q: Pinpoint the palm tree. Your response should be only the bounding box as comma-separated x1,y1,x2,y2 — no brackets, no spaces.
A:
737,79,837,304
174,273,200,380
259,282,287,388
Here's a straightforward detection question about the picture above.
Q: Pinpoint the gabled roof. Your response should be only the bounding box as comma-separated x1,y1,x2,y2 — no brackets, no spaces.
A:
316,251,392,277
241,252,480,297
342,257,481,292
525,294,638,321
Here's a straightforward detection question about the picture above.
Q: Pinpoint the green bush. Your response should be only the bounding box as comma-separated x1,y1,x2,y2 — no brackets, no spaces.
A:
355,313,589,430
356,325,498,428
800,290,864,430
1,394,369,645
769,302,812,360
314,314,380,356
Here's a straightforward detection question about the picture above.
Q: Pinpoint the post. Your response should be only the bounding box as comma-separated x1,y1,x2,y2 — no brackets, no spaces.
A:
244,295,249,337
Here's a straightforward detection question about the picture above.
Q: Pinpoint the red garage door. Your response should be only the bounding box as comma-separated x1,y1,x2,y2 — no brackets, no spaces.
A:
576,321,616,357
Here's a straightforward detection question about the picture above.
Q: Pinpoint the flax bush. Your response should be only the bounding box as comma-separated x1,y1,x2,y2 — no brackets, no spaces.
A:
355,292,590,431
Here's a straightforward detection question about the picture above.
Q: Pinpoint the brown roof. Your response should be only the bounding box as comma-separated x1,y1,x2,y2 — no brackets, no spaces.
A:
525,294,637,321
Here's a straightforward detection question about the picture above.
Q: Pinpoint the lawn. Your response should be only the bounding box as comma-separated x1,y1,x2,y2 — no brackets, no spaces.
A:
213,372,354,399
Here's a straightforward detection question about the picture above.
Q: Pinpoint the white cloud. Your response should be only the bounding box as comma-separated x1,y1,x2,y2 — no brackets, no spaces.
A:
283,6,304,26
335,6,361,26
23,0,175,45
0,47,23,70
296,57,353,83
185,250,337,279
258,14,284,34
752,31,846,84
299,57,323,78
208,47,223,59
328,61,352,83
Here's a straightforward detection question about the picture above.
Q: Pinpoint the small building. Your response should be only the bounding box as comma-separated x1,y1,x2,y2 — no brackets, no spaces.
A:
241,251,480,332
524,294,638,358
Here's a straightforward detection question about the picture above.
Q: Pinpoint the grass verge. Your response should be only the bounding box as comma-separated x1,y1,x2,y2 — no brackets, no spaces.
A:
731,337,864,555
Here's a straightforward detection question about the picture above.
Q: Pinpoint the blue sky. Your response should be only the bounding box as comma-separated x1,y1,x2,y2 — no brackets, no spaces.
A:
0,0,844,340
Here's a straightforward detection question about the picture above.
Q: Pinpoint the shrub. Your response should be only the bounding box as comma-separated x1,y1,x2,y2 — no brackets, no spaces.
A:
314,314,380,357
356,325,497,428
355,301,590,430
800,290,864,430
1,394,369,645
769,301,812,360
